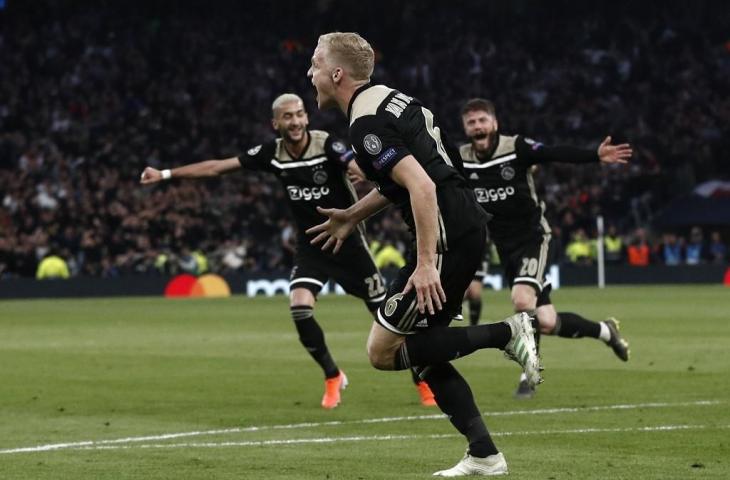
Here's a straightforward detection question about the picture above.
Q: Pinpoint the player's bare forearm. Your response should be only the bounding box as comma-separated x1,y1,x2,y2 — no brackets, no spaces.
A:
171,157,240,178
344,188,391,223
390,157,437,266
140,157,240,184
390,155,444,314
408,181,438,266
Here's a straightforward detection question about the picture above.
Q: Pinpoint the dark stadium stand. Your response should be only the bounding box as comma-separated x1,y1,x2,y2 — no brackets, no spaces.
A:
1,0,728,279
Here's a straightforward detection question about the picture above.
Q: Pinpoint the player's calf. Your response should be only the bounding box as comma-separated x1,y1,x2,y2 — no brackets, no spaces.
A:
291,305,340,378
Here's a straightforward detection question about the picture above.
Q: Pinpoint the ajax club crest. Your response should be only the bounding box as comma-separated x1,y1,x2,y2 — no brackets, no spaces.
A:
500,166,515,181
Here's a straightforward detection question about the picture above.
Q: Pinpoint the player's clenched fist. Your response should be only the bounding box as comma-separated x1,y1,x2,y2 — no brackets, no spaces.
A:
140,167,163,184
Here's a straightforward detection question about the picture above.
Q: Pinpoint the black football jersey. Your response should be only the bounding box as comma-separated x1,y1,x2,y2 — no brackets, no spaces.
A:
348,84,489,251
238,130,361,245
460,135,598,243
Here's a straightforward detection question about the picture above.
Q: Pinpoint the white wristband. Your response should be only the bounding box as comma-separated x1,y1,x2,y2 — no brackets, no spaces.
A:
161,169,172,180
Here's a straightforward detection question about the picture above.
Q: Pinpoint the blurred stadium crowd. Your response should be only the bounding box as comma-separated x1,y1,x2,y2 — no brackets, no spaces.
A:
1,0,729,278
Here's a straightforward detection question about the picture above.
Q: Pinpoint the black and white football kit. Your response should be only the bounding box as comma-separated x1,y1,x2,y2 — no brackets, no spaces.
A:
460,135,598,303
239,129,385,308
474,234,494,282
347,85,490,334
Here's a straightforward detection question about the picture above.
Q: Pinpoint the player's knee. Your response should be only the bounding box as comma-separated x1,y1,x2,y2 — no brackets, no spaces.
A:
535,306,558,334
366,334,399,370
366,345,395,370
367,319,406,370
289,288,316,307
512,292,536,312
465,281,481,301
538,315,557,334
511,283,537,310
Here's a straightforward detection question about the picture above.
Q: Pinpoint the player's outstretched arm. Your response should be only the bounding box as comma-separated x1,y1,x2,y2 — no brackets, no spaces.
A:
139,157,241,184
390,156,446,316
520,135,632,166
346,159,367,184
598,136,632,164
307,189,391,253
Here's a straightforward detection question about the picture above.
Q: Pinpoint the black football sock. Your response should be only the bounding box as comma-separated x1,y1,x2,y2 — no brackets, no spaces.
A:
554,312,601,339
410,368,422,385
468,298,482,326
291,305,339,378
394,323,512,370
423,363,498,458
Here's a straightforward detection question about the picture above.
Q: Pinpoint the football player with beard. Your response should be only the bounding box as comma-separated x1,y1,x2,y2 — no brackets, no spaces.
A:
140,93,438,409
460,98,632,399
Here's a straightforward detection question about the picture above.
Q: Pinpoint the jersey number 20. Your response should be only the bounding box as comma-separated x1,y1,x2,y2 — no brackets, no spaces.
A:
519,258,539,277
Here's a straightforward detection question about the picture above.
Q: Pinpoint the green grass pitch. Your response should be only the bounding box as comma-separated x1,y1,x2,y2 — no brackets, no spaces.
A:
1,285,729,479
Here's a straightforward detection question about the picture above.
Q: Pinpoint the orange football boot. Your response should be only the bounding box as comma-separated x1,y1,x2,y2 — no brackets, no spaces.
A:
321,371,348,409
417,381,437,407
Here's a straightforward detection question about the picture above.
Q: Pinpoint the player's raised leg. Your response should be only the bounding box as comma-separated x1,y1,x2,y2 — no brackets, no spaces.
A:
540,304,630,361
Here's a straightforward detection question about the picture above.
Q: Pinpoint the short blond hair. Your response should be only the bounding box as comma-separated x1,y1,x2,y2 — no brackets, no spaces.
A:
272,93,304,116
318,32,374,81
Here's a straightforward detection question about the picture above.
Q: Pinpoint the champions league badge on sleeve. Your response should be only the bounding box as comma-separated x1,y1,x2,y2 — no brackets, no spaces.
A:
331,141,347,154
524,137,544,151
247,145,262,156
363,134,382,155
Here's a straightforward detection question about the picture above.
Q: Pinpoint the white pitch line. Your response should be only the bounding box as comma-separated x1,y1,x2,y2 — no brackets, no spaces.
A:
0,400,721,455
54,424,730,452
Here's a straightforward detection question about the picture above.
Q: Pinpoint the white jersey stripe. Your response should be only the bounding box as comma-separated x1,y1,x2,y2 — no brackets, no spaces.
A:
377,309,416,335
462,154,517,169
421,107,453,167
271,157,327,170
289,277,325,288
513,277,543,290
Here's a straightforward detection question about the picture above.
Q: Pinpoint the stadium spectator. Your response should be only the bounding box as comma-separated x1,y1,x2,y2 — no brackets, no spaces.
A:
369,239,406,270
660,233,683,266
603,224,624,264
35,250,70,279
566,229,593,265
685,226,707,265
216,238,249,274
708,231,727,264
627,228,651,266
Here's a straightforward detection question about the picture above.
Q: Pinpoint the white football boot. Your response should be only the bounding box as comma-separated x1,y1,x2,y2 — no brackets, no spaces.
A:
433,452,508,476
503,312,543,388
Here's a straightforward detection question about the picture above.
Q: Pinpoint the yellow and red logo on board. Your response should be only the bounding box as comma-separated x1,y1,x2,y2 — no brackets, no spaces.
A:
164,274,231,298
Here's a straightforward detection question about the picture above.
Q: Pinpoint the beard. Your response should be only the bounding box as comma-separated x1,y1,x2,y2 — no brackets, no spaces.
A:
282,127,306,144
470,130,499,159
